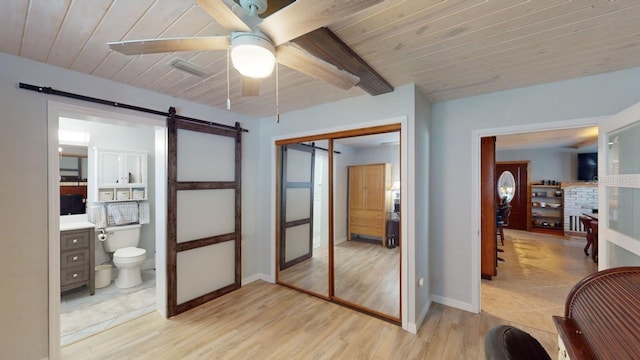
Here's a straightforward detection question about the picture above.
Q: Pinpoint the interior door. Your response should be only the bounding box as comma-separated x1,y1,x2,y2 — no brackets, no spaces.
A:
598,101,640,269
496,162,528,230
276,140,328,297
280,143,316,270
167,113,242,316
481,136,497,279
334,132,400,321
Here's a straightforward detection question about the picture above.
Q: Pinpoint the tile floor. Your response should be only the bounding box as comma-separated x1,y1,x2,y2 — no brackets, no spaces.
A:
60,268,156,346
482,229,598,334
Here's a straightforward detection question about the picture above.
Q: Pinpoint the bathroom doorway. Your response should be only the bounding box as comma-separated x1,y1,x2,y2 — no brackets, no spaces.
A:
48,101,167,349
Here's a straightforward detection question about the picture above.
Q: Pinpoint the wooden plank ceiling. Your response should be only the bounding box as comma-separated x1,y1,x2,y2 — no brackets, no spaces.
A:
2,0,640,118
496,127,599,151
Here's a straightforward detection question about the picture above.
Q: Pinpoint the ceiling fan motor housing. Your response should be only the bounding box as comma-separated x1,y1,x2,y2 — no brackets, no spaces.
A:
240,0,268,15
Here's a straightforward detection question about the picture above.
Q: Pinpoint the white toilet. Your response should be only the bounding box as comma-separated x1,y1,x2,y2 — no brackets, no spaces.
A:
101,224,146,288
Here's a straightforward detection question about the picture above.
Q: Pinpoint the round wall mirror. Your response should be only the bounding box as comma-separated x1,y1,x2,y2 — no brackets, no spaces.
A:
497,170,515,203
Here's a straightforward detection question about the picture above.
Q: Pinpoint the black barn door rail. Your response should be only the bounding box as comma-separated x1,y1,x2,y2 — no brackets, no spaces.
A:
18,82,248,133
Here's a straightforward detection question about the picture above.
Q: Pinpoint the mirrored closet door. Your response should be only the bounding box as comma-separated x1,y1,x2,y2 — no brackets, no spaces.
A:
277,140,329,298
333,132,400,320
276,126,401,322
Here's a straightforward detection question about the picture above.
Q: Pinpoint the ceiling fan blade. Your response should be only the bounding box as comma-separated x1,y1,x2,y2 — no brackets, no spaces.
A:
276,44,359,90
258,0,385,46
196,0,251,32
108,36,230,55
242,76,261,96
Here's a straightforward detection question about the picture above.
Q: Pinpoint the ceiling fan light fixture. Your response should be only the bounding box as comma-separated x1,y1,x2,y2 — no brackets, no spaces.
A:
231,32,275,79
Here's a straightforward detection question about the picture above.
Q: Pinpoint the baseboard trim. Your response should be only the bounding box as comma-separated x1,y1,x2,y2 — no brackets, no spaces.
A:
242,273,273,286
416,297,433,332
431,295,474,313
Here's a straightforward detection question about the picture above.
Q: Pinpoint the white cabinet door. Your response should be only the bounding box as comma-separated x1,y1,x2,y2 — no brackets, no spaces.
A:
97,151,122,187
124,153,146,186
96,149,147,187
598,101,640,269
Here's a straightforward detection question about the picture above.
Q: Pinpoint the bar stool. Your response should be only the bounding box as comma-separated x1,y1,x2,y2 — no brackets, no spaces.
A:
579,215,594,256
590,220,598,263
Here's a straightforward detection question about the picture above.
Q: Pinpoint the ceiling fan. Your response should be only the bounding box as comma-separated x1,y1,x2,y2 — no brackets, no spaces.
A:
108,0,385,97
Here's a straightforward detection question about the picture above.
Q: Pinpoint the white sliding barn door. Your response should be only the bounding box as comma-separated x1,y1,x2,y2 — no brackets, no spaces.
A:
598,101,640,269
167,113,242,316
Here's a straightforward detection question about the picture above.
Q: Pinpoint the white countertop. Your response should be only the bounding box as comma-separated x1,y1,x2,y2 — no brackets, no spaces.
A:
60,214,96,232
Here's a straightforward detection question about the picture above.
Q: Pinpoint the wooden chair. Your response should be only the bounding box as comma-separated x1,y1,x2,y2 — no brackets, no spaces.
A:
579,215,594,256
553,267,640,359
590,220,598,263
496,205,511,246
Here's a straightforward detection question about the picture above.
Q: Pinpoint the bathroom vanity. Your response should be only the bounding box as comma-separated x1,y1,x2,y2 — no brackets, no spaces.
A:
60,220,95,295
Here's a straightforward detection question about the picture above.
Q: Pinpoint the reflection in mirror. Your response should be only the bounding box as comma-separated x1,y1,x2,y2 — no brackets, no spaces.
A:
333,132,400,319
497,170,515,203
59,145,88,215
277,140,329,297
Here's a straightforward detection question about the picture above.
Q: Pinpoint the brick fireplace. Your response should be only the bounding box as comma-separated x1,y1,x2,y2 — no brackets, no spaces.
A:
562,182,598,236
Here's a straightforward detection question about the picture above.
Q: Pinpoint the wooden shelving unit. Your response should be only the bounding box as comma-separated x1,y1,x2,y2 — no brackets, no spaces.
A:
530,184,564,235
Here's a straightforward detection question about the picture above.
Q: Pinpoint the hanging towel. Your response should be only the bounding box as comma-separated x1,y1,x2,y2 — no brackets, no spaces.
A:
139,202,150,224
106,202,139,226
88,205,107,228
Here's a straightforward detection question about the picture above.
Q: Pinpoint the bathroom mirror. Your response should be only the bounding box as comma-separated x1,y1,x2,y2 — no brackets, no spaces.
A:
59,145,88,215
333,131,400,319
59,145,88,181
276,140,329,298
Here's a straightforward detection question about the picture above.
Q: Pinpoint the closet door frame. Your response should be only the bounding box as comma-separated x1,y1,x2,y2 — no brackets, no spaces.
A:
275,123,402,323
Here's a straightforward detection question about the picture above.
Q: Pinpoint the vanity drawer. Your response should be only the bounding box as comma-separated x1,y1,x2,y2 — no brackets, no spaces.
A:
61,249,89,269
61,230,90,251
61,266,89,286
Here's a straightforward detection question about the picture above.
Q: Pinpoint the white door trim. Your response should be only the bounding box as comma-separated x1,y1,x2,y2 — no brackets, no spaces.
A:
47,100,167,359
470,116,603,313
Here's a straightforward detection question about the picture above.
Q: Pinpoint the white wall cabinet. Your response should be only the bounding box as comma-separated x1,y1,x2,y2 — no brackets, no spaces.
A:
94,148,147,202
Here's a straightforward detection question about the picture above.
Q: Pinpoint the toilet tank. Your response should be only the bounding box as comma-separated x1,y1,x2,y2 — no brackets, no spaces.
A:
102,224,141,252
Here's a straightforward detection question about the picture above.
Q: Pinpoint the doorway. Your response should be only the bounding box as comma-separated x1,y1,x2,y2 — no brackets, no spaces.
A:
496,162,528,231
474,119,601,330
47,101,168,355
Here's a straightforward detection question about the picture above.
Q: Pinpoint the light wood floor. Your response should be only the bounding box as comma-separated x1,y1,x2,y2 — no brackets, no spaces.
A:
278,239,399,318
482,229,597,333
278,245,329,296
62,280,556,360
334,240,399,317
62,230,592,359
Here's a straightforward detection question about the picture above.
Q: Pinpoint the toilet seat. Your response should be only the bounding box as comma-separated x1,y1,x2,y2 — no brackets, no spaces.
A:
113,247,146,264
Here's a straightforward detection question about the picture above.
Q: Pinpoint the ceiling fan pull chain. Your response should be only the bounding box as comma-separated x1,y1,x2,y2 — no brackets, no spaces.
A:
276,61,280,123
226,46,231,110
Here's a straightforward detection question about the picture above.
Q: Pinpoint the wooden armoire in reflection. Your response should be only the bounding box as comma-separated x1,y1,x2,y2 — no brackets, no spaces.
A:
348,163,392,245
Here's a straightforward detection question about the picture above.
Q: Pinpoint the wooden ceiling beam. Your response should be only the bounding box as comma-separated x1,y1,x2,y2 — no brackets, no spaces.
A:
261,0,393,96
292,28,393,95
